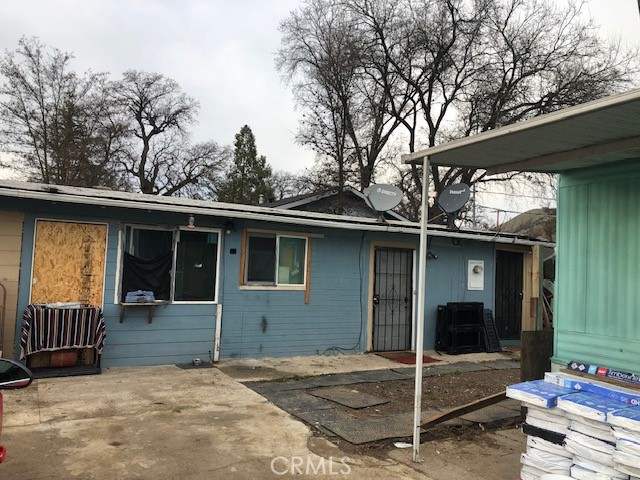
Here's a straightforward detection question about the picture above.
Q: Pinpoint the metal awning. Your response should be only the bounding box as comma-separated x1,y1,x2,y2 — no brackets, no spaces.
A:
402,88,640,174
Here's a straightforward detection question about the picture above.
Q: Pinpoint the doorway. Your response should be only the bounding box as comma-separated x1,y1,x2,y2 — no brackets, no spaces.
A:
494,250,524,340
372,248,413,351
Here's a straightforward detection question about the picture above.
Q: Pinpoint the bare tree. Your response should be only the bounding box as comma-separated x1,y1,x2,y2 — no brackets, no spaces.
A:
398,0,637,221
277,0,410,191
112,70,222,196
278,0,638,222
0,37,127,188
152,139,232,199
270,170,315,200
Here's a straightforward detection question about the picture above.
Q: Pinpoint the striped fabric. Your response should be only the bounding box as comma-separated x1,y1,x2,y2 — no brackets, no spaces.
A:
20,305,106,359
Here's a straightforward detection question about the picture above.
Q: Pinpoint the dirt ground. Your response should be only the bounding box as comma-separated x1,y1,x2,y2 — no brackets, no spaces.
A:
348,368,520,415
306,368,522,456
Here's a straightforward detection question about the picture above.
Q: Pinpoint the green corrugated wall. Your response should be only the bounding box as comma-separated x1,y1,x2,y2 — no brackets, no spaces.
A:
554,160,640,372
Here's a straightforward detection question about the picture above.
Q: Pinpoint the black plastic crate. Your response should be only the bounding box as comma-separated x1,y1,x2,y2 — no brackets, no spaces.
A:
436,303,485,354
447,302,484,327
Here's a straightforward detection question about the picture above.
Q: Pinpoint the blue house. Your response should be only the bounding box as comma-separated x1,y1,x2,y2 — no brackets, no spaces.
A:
0,181,551,368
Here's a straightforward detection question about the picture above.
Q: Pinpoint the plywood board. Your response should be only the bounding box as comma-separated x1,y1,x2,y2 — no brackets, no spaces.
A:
31,221,107,306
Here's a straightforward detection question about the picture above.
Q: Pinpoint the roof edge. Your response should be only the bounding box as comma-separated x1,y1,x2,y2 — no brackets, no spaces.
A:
401,87,640,165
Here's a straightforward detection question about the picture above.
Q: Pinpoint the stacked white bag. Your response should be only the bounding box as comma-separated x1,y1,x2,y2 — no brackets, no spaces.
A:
507,373,640,480
608,407,640,478
554,392,630,477
506,380,576,479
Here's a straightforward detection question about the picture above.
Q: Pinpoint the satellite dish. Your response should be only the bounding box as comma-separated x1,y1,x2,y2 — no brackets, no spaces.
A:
363,184,403,212
437,183,471,214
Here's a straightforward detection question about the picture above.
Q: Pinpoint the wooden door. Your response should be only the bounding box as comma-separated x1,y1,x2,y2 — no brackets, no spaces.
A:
30,220,108,306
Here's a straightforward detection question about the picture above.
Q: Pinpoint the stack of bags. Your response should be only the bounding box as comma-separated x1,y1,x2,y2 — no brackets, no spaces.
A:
508,371,640,480
608,408,640,478
555,392,629,479
506,380,576,479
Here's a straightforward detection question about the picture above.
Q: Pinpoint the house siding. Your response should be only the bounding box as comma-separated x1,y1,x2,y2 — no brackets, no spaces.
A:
5,195,502,367
554,160,640,371
220,227,366,359
13,202,219,367
423,236,496,349
220,227,496,359
0,211,24,358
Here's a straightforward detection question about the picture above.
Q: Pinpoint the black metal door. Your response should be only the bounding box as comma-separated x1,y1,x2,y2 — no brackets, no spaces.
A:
372,248,413,351
495,250,524,340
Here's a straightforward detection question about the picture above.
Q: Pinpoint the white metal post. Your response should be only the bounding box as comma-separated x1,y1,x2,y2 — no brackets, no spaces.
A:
412,155,430,462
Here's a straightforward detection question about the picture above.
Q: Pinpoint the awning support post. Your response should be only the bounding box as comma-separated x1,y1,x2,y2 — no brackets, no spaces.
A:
412,155,430,462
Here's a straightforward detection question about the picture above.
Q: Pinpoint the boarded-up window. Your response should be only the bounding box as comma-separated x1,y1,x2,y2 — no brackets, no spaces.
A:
30,221,108,306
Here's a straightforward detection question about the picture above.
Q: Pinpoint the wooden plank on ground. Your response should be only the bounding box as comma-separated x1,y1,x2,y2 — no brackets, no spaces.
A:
420,391,506,429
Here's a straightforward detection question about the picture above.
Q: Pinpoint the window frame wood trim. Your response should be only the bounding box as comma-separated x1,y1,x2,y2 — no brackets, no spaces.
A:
239,228,316,290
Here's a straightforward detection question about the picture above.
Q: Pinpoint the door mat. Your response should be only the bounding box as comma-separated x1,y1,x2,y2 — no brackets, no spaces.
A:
310,386,390,409
503,345,521,351
377,351,442,365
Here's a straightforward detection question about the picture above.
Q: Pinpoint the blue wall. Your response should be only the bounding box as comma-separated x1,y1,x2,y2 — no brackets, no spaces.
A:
424,236,496,347
13,200,220,367
219,226,496,359
220,226,368,359
7,197,498,366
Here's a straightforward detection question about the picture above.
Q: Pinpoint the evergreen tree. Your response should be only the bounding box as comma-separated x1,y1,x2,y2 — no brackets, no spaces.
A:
217,125,274,204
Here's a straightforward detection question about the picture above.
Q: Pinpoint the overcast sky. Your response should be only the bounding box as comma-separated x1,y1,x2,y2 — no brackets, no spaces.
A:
0,0,639,179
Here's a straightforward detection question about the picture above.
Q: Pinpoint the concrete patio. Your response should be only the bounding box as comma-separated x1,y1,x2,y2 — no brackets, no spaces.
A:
0,352,524,479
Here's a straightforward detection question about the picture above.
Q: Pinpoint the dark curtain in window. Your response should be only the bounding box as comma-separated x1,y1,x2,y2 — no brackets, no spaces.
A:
121,251,173,301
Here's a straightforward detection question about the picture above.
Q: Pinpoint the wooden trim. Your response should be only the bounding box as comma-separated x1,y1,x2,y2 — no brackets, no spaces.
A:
239,228,248,285
368,240,416,250
521,250,535,331
304,238,312,304
245,227,324,238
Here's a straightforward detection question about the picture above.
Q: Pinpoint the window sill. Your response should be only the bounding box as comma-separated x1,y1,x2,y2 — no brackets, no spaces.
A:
239,285,306,291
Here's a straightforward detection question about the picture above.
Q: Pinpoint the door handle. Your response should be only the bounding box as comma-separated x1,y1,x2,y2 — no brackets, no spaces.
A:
373,294,379,305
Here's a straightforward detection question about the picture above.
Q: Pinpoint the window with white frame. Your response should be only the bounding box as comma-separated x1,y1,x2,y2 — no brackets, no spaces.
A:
244,232,307,286
121,225,220,303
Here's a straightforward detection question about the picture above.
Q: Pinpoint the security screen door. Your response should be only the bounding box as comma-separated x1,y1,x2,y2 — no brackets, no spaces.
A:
495,250,524,340
372,248,413,351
